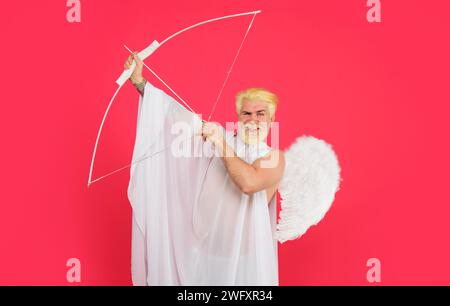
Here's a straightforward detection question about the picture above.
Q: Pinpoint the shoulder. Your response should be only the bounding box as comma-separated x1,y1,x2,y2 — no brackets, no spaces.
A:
254,149,285,170
263,148,284,160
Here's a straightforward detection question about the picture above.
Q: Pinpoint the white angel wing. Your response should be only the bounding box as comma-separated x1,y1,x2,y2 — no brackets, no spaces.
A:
276,136,341,244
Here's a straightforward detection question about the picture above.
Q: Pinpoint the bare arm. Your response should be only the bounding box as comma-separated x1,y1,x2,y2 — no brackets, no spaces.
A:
132,78,147,96
220,144,285,195
201,122,285,195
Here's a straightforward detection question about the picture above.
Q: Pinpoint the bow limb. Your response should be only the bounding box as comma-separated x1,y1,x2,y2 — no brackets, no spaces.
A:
158,10,261,48
87,85,123,187
87,64,193,187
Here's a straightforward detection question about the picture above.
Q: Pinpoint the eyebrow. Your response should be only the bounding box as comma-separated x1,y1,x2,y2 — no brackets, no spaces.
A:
241,109,266,114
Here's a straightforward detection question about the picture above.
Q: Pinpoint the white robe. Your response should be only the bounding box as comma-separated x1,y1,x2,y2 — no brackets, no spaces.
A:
127,82,278,286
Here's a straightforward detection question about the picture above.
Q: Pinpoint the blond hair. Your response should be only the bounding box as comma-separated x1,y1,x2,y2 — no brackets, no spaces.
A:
235,88,279,118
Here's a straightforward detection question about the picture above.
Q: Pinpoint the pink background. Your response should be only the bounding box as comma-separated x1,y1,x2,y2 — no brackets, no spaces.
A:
1,0,449,285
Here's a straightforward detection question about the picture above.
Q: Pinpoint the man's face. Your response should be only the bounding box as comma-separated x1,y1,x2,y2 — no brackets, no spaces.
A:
237,99,273,144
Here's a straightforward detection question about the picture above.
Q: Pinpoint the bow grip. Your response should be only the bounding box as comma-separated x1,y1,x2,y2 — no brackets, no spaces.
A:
116,40,160,86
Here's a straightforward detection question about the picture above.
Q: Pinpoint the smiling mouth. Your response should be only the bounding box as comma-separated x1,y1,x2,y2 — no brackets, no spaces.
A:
246,128,259,133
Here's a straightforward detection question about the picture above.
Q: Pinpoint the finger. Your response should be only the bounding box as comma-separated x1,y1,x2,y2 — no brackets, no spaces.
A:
133,53,142,64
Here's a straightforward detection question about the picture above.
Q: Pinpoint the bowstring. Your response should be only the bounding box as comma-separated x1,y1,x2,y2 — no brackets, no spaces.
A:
207,12,257,122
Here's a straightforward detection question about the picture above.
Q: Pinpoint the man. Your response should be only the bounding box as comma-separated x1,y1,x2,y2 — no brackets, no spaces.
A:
125,52,285,285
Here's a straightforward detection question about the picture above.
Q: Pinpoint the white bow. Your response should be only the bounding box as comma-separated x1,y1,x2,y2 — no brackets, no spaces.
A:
87,10,261,187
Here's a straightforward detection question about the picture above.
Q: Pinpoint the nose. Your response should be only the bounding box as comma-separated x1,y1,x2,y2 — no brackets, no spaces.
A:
245,119,258,125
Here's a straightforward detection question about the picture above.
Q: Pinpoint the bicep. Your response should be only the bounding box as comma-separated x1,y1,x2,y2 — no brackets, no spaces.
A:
251,150,285,191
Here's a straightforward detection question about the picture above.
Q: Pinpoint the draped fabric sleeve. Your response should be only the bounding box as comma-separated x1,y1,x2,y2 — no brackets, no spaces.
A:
127,82,213,285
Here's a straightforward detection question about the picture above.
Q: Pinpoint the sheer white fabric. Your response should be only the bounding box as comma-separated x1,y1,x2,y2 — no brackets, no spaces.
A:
127,82,278,286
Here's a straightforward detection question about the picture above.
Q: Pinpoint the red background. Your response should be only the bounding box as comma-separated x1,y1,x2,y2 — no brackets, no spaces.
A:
1,0,449,285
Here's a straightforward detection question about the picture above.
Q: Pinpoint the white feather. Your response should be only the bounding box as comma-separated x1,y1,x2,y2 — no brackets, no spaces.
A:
276,136,341,243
